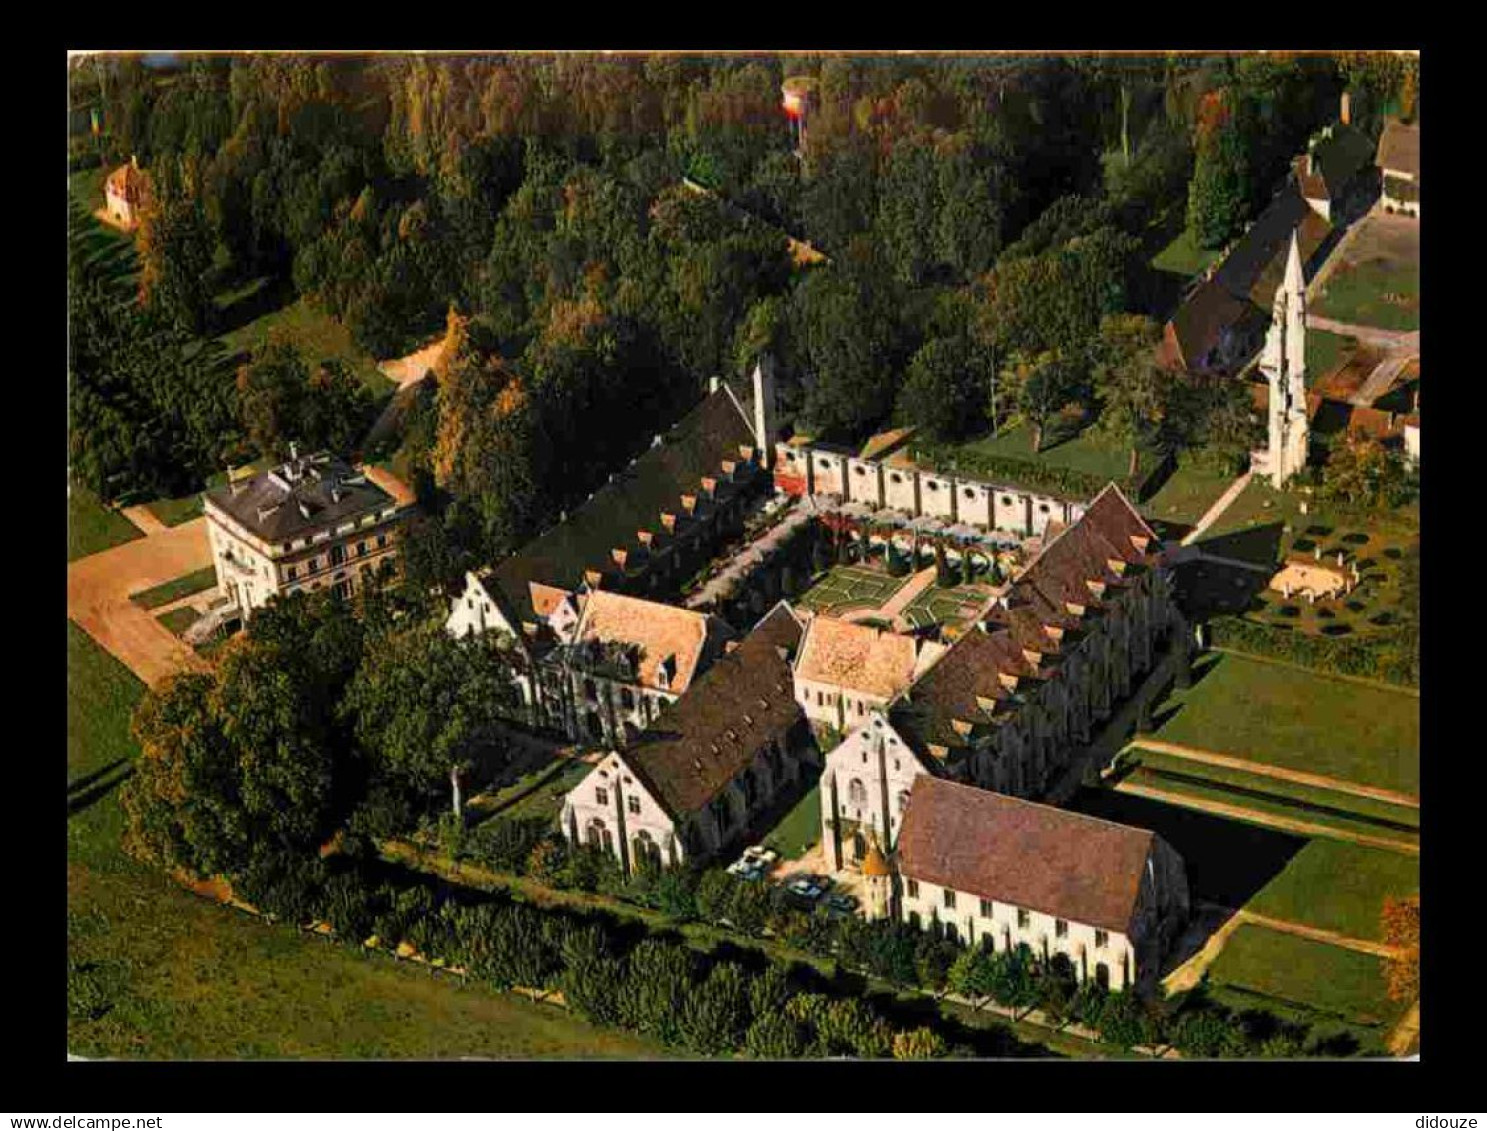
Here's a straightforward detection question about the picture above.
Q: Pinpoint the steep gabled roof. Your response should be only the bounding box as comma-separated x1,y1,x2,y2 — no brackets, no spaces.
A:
570,589,726,696
893,484,1162,760
488,385,756,623
897,777,1158,934
622,602,806,819
1298,123,1376,199
1378,119,1420,180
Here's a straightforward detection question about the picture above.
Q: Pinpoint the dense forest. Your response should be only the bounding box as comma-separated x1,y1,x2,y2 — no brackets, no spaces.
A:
67,51,1418,569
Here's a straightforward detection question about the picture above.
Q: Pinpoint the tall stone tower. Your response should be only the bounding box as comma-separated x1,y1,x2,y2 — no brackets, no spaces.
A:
1259,230,1310,489
860,835,892,922
751,356,778,470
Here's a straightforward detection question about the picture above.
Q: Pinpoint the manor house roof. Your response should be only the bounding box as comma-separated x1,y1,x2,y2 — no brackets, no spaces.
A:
896,776,1158,934
204,451,397,545
623,602,805,819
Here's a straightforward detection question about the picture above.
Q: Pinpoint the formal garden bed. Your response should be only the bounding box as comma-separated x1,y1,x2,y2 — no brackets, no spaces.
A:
794,565,910,616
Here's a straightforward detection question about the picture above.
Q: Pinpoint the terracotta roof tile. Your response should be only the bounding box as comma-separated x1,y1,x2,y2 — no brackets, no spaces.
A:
897,777,1157,933
623,603,806,818
572,589,721,695
795,617,920,700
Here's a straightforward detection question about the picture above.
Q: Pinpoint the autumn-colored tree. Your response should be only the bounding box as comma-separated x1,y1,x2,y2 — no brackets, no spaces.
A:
1381,893,1420,1003
1321,430,1410,508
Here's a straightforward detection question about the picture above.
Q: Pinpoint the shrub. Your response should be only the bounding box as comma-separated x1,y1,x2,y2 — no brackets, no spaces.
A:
679,961,752,1055
893,1026,949,1059
744,1012,809,1058
1210,614,1416,687
468,816,550,873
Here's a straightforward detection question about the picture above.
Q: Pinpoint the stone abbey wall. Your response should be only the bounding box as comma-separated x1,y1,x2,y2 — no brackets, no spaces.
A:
773,439,1087,538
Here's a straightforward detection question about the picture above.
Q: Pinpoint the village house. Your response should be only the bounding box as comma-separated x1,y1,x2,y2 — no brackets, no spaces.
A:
1377,117,1420,218
792,615,944,732
1293,97,1378,224
104,156,149,229
560,602,813,874
892,776,1190,991
1157,184,1331,377
819,483,1179,872
202,447,408,624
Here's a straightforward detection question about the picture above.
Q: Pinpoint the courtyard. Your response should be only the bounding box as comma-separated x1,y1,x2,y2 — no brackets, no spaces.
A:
1309,208,1420,333
794,562,995,635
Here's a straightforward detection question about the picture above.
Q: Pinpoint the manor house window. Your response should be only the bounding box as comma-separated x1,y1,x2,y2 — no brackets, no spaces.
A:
907,879,919,898
1095,929,1108,949
1017,908,1030,929
595,786,608,805
628,795,641,815
1055,919,1068,938
943,889,956,910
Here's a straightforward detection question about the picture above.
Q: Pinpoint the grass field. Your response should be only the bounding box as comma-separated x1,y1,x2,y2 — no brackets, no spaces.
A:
1306,329,1359,386
1124,747,1419,833
68,484,144,562
219,297,397,400
479,757,595,827
1150,652,1419,794
156,606,202,637
66,623,671,1059
1141,462,1236,528
1312,257,1420,332
762,784,822,860
935,422,1135,484
1245,840,1419,941
130,566,218,610
1208,924,1403,1030
1150,226,1222,279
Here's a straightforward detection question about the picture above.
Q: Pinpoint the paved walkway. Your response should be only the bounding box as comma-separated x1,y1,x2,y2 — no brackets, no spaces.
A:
1388,999,1420,1056
683,497,809,611
119,504,169,536
1349,351,1418,408
68,517,213,686
1306,314,1419,354
878,566,938,623
1240,910,1408,959
1112,779,1419,856
1180,471,1252,546
1126,737,1419,809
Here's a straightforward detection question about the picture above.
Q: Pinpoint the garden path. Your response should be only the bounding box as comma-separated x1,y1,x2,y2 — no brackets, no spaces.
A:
67,516,212,686
1179,471,1252,546
1306,314,1419,353
1112,780,1418,856
876,566,938,629
1387,999,1420,1056
119,504,169,536
1126,737,1419,808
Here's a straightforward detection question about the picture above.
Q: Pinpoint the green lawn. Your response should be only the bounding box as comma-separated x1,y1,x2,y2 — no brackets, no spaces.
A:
1151,651,1419,794
1151,226,1222,278
1208,924,1404,1029
129,566,219,610
936,422,1135,484
1125,747,1420,832
219,297,397,400
1246,840,1419,941
481,757,596,827
157,606,202,636
145,458,273,528
1306,329,1359,386
68,484,144,562
1312,257,1420,332
762,783,821,860
1141,462,1236,527
67,623,671,1059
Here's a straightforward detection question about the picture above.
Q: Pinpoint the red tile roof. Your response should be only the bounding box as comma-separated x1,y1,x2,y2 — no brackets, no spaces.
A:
896,776,1157,933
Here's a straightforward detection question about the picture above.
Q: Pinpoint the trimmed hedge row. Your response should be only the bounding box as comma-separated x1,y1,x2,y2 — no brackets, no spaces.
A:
1209,615,1418,688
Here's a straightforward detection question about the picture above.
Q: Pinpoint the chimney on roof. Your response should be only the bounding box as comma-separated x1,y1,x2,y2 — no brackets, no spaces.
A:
1341,90,1351,126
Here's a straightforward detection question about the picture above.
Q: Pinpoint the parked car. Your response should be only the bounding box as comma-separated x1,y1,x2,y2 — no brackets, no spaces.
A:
727,857,767,882
784,875,828,903
823,893,858,916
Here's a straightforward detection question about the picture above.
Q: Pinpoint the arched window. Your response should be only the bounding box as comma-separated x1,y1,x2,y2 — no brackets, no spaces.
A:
1095,962,1111,990
586,818,613,851
633,829,661,869
848,778,867,807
